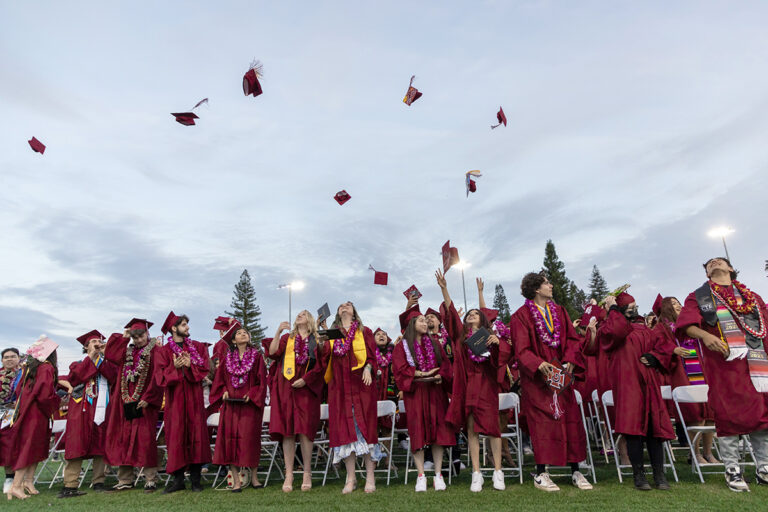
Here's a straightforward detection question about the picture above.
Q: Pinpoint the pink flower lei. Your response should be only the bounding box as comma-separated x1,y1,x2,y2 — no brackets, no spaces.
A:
414,335,438,371
375,346,392,368
465,327,489,363
333,321,358,357
294,333,309,366
525,299,562,348
167,336,205,367
225,347,257,388
493,320,511,343
435,326,450,348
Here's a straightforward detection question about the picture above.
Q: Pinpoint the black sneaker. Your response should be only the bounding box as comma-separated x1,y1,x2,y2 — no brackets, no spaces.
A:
92,482,106,492
144,481,158,494
163,477,186,494
725,466,750,492
58,487,87,498
756,465,768,485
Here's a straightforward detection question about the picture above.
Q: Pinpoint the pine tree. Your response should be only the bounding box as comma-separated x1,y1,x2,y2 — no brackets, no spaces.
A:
588,265,610,302
226,269,266,344
541,240,581,319
569,281,587,316
492,284,512,323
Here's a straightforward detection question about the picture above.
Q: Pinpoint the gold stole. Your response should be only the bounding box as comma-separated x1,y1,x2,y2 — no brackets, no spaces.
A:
283,335,301,380
324,328,367,383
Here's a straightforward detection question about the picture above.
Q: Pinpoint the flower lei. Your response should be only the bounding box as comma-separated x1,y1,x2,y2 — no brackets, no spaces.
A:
711,285,767,339
711,280,759,315
414,335,438,371
333,322,358,357
0,368,18,403
493,320,511,343
667,320,698,351
433,326,450,349
375,346,392,369
225,347,257,389
465,327,489,363
121,338,156,403
167,336,205,368
294,333,309,366
525,299,562,348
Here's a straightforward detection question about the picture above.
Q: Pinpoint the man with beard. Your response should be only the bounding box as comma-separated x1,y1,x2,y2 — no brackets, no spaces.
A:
676,257,768,492
156,312,211,493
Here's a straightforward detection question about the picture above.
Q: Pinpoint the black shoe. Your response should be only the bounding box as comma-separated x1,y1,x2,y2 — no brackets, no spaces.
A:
163,477,186,494
92,482,106,492
231,488,242,493
189,464,203,492
652,464,670,490
58,487,87,498
632,464,651,491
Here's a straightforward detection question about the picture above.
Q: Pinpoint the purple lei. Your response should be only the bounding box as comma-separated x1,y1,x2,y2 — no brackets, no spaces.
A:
414,335,438,371
668,320,697,350
465,328,489,363
167,336,205,367
294,333,309,366
525,299,562,348
493,320,511,343
375,346,392,368
434,326,450,348
225,347,257,388
333,322,358,357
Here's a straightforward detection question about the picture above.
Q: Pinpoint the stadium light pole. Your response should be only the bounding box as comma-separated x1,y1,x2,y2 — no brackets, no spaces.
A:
455,261,471,313
707,226,734,262
277,281,305,321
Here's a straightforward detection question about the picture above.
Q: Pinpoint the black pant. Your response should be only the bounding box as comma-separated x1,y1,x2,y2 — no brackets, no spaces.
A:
626,435,664,467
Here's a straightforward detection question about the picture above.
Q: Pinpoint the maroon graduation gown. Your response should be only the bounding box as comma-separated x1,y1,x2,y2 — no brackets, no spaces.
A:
600,310,675,440
443,302,511,437
104,334,163,468
155,339,212,473
268,333,327,441
321,325,378,447
392,340,455,451
63,356,118,460
511,303,587,466
675,290,768,437
210,348,267,467
8,363,58,470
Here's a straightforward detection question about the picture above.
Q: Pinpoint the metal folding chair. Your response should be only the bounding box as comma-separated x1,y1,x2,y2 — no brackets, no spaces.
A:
546,390,596,483
591,389,610,463
258,406,281,485
34,419,67,486
399,399,457,486
473,392,524,484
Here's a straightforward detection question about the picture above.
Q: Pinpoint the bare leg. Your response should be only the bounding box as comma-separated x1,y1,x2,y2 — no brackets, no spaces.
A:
413,449,425,474
10,466,31,499
618,436,630,466
490,437,502,471
282,435,296,491
298,434,314,490
364,453,375,492
703,422,720,463
230,465,241,490
467,414,481,473
342,454,356,494
431,445,444,475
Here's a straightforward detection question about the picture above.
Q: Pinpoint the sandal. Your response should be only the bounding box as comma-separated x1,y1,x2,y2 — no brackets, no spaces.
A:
342,480,356,494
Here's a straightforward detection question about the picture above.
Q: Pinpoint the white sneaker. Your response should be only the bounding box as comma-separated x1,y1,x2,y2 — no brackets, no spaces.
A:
756,464,768,485
423,461,434,470
492,469,505,490
470,471,483,492
533,472,560,492
433,474,446,491
459,462,467,470
571,471,593,490
3,477,12,494
415,474,427,492
725,466,750,492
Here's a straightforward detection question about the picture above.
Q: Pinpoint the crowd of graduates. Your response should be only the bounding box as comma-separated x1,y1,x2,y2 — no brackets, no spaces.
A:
1,255,767,500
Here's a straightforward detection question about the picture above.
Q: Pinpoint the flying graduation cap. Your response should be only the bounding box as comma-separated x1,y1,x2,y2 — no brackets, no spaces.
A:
465,170,482,196
334,190,351,205
369,265,388,286
171,98,209,126
491,107,507,129
28,137,46,154
441,240,460,273
243,59,263,97
403,75,422,106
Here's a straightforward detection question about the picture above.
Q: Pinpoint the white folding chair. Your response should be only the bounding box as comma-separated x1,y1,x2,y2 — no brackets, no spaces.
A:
602,390,678,483
314,404,339,484
543,390,596,484
258,406,281,485
591,389,610,463
474,392,524,484
206,413,224,488
134,420,164,486
366,400,397,485
34,419,67,486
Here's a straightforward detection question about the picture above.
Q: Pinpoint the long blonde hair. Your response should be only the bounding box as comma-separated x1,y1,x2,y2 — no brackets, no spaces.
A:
290,310,319,338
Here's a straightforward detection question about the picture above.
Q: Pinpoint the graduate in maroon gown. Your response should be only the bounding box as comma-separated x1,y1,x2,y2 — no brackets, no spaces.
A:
1,347,22,494
5,336,59,501
104,319,164,492
393,311,454,492
601,292,675,491
320,301,381,494
653,295,717,466
211,322,267,491
58,330,118,498
211,316,232,366
437,269,511,492
675,257,768,492
510,272,591,492
155,312,212,493
268,310,328,492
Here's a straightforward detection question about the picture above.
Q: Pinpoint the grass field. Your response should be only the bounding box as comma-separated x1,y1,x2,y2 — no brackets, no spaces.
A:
2,446,765,512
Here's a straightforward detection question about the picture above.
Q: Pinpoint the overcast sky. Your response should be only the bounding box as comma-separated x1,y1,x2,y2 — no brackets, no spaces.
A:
1,1,767,368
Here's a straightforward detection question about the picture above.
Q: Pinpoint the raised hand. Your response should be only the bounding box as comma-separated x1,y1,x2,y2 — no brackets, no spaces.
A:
435,269,447,289
476,277,484,293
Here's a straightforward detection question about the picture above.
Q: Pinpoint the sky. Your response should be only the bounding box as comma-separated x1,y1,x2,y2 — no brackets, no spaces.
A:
1,1,767,368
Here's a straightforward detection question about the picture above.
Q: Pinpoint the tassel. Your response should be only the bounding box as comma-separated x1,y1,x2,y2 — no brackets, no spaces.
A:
490,123,501,129
248,59,264,77
191,98,209,110
551,391,563,419
751,377,768,393
409,75,416,87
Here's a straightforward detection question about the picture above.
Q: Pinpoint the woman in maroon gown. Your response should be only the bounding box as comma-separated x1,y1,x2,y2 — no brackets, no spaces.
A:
438,270,511,492
393,312,454,492
268,310,327,492
5,337,59,500
320,301,381,494
211,323,267,491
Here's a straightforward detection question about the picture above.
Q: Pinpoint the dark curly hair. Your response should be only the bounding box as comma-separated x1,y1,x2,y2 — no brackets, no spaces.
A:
520,272,546,300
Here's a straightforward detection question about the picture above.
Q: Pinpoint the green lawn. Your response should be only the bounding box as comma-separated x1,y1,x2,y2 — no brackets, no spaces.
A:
3,449,764,512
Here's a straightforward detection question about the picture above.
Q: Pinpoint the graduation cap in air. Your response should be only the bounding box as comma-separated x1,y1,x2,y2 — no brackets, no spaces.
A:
76,330,106,347
243,59,263,97
465,170,482,196
441,240,460,273
334,190,351,205
403,75,422,106
213,316,232,331
171,98,208,126
369,265,388,285
652,294,663,317
491,107,507,129
28,137,46,154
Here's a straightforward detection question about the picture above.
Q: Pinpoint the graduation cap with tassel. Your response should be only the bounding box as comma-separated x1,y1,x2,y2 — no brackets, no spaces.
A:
171,98,209,126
